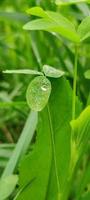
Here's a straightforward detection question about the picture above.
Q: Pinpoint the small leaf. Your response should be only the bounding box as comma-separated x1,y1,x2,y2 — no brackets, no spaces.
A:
27,7,48,18
55,0,89,6
43,65,65,78
84,70,90,79
26,76,51,111
0,175,18,200
78,16,90,42
3,69,43,75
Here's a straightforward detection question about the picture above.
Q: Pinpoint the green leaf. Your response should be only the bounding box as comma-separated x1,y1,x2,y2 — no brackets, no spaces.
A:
15,108,52,200
43,65,65,78
78,16,90,42
71,106,90,159
27,7,48,18
2,111,38,178
0,175,18,200
26,76,51,111
3,69,43,76
84,70,90,79
55,0,89,6
23,7,80,43
15,78,81,200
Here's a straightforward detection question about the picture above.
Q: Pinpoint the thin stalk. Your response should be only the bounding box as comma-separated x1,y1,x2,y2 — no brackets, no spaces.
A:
72,45,78,121
47,104,61,200
69,45,78,180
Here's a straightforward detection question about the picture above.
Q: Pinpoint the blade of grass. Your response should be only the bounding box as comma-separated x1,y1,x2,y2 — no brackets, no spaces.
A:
3,69,43,75
2,111,38,178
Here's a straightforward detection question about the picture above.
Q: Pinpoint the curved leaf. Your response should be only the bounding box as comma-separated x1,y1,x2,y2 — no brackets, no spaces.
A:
43,65,65,78
78,16,90,41
71,106,90,158
0,175,18,200
27,7,48,18
15,78,81,200
26,76,51,111
23,7,80,43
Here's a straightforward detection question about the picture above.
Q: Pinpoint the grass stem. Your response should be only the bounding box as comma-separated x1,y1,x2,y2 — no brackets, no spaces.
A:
72,45,78,121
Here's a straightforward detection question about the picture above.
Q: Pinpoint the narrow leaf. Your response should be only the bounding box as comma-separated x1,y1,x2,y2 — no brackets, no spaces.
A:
2,111,38,178
78,16,90,41
0,175,18,200
3,69,43,75
43,65,65,78
26,76,51,111
71,106,90,159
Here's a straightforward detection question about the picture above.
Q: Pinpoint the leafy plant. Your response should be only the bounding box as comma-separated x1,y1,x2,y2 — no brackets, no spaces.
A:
0,2,90,200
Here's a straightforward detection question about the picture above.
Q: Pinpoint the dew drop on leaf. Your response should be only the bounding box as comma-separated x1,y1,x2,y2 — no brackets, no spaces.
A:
26,76,51,111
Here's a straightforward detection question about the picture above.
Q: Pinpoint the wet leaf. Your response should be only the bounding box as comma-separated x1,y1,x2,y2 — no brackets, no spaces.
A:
26,76,51,111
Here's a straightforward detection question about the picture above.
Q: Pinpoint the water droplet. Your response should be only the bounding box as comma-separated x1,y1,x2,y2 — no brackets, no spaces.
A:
41,85,47,91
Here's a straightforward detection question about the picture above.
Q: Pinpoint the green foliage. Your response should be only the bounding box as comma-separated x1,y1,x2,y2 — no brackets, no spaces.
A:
0,175,18,200
1,1,90,200
43,65,65,78
23,7,80,43
26,76,51,111
2,111,38,178
3,69,43,76
78,16,90,41
24,6,90,43
15,107,52,200
15,77,81,200
71,106,90,163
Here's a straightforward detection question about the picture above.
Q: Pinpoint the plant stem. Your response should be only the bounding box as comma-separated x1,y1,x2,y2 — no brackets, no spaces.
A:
72,45,78,121
47,104,61,200
69,45,78,182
